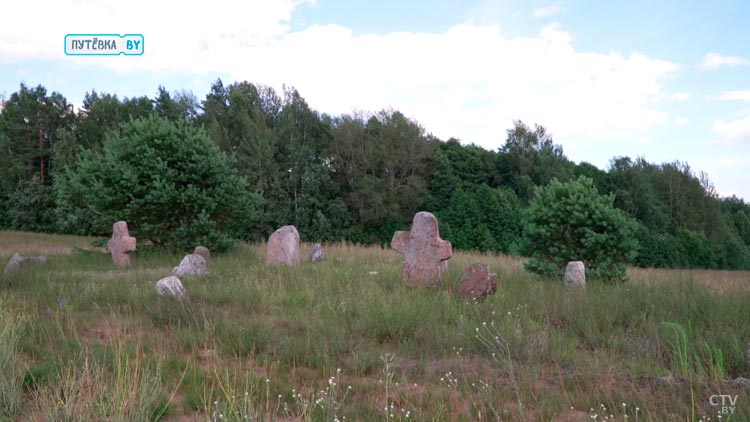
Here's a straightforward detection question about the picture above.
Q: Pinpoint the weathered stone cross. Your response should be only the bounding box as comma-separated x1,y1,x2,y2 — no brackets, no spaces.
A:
108,221,136,267
391,211,453,286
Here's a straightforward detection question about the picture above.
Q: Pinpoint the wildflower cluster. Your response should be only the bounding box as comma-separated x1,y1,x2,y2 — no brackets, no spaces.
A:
282,368,352,421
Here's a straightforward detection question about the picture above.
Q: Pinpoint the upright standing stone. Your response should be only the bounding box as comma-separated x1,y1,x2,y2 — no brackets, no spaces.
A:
108,221,136,267
194,246,210,260
310,243,324,262
172,254,209,277
266,225,300,267
391,211,452,286
564,261,586,287
457,263,498,301
3,253,47,278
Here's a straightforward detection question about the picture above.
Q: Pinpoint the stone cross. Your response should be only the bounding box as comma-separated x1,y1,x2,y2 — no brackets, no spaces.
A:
266,225,300,267
391,211,452,286
108,221,136,267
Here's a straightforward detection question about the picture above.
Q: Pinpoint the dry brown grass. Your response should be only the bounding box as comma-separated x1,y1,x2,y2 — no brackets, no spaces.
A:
630,267,750,294
0,230,105,256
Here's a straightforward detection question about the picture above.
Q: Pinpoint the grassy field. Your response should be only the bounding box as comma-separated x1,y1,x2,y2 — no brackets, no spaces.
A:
1,231,749,421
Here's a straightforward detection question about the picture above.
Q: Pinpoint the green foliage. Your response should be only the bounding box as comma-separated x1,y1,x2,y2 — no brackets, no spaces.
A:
523,176,638,282
607,157,750,270
78,90,154,150
54,114,260,251
0,83,76,232
498,120,575,201
329,109,435,243
675,229,716,269
634,224,685,268
9,175,56,233
438,185,522,254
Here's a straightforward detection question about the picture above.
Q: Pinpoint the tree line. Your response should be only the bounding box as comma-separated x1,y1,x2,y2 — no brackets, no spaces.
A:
1,80,748,270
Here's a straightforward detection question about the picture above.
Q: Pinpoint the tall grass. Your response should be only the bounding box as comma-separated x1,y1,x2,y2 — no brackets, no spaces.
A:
0,298,25,420
1,234,750,420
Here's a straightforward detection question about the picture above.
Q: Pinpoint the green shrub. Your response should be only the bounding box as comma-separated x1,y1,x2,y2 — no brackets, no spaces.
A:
9,176,56,232
523,176,638,282
54,114,261,251
675,229,716,269
634,225,685,268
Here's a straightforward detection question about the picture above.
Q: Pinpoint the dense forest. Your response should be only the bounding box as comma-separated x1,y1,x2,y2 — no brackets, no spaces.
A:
1,81,749,270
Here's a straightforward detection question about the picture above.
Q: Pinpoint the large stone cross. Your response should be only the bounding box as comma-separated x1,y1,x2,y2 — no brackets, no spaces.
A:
108,221,136,267
391,211,452,286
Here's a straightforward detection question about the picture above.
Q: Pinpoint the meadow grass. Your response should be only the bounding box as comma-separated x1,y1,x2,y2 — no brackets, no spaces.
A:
1,232,749,421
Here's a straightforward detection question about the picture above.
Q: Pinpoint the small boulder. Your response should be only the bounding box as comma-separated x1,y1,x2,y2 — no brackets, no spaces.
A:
732,377,750,389
457,263,498,301
156,276,187,300
3,253,47,277
266,225,300,267
193,246,210,260
564,261,585,287
108,221,136,267
310,243,324,262
172,254,208,277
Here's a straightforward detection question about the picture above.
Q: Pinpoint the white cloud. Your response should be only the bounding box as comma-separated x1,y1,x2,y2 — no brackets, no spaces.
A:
247,23,676,148
671,92,690,101
715,156,750,167
0,2,679,150
699,52,748,70
714,114,750,144
717,90,750,101
675,117,688,127
533,5,559,18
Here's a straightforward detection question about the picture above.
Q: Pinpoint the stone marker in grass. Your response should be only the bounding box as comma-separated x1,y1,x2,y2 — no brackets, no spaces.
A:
3,253,47,278
194,246,210,260
108,221,136,267
457,263,498,301
391,211,452,286
156,275,187,300
310,243,324,262
266,225,300,267
172,254,209,277
564,261,585,287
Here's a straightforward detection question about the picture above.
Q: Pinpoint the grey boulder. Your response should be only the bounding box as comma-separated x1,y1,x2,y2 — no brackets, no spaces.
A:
156,276,187,300
3,253,47,278
172,254,209,277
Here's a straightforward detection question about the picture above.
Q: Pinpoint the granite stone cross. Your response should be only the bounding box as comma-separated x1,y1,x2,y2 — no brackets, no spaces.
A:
391,211,452,286
108,221,136,267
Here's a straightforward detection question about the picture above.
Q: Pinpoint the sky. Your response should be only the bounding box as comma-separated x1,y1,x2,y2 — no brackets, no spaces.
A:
1,0,749,200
